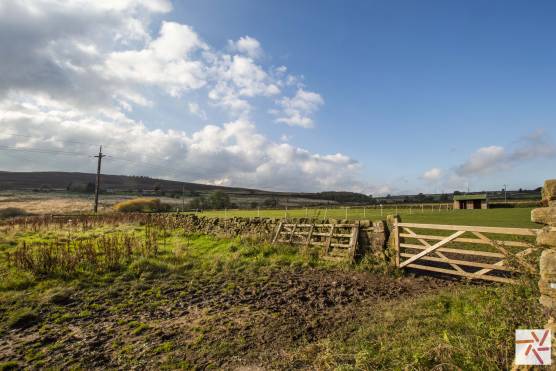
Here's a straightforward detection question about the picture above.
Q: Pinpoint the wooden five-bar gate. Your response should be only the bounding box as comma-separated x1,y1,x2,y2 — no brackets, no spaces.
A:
394,222,539,284
272,222,359,261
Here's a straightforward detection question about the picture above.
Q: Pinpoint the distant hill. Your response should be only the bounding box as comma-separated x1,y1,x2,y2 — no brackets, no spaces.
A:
0,171,358,207
0,171,541,208
0,171,266,194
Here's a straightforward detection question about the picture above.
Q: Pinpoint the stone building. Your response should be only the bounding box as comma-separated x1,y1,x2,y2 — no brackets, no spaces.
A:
453,194,488,209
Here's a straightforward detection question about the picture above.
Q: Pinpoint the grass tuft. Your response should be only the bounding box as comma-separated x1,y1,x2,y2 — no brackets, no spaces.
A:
128,257,170,276
303,279,543,370
43,287,74,305
7,308,39,329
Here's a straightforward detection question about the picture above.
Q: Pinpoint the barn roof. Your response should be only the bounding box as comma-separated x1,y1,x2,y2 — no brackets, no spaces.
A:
453,194,487,201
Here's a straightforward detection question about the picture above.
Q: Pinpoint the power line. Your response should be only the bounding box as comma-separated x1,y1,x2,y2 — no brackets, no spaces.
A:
0,145,93,157
0,133,170,166
0,145,181,176
0,148,39,164
1,131,100,148
109,156,182,176
0,143,188,183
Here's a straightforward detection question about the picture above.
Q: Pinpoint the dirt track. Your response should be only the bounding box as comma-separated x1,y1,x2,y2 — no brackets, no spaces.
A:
0,268,453,369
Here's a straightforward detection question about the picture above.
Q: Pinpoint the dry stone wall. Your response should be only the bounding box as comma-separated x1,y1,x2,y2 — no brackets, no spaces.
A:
532,179,556,362
2,213,391,261
534,179,556,313
179,215,389,260
181,215,279,241
356,219,388,258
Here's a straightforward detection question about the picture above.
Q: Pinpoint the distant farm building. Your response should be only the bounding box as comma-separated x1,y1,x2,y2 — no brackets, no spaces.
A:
453,194,488,209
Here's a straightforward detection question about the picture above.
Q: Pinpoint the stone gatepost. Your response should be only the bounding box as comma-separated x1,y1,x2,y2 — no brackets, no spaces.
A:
532,179,556,364
534,180,556,313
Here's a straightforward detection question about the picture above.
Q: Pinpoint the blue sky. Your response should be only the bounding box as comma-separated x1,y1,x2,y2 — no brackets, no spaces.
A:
0,0,555,194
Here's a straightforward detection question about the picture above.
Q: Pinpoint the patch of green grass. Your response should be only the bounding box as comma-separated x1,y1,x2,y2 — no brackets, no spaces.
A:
403,207,538,228
160,360,191,370
129,321,150,335
7,307,39,329
297,279,543,370
153,341,174,354
0,271,35,291
128,257,170,276
184,207,538,228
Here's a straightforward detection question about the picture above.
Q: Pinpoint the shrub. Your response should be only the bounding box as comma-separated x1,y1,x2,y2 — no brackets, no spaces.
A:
113,198,170,213
0,208,28,219
208,191,231,209
8,230,160,277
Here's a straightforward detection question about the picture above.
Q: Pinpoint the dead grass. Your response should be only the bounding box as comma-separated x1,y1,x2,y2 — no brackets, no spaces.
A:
0,198,94,214
0,191,184,215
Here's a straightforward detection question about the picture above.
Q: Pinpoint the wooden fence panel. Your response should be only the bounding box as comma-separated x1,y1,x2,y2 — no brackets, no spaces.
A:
272,222,359,262
396,222,540,284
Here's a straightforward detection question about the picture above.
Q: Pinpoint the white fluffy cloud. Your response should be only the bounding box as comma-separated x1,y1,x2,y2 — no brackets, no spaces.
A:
0,1,321,121
275,89,324,128
228,36,263,59
422,167,442,181
455,131,555,176
418,130,556,193
207,54,281,116
0,98,360,191
187,102,207,120
100,21,208,98
456,146,505,175
0,1,345,191
0,0,173,109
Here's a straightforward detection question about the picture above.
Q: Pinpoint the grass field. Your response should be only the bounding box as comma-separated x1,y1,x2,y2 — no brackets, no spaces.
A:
0,216,546,369
189,207,539,228
0,190,539,229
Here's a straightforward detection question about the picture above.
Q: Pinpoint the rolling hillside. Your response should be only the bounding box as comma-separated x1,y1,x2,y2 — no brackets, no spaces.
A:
0,171,340,207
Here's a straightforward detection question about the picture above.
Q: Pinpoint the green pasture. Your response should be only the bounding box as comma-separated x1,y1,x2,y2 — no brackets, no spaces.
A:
186,207,538,228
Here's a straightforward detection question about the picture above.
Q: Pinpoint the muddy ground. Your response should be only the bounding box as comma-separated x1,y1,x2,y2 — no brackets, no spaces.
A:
0,267,452,369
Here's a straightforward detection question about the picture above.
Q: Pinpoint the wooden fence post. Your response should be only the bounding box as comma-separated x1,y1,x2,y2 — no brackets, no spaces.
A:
394,219,400,267
386,214,401,268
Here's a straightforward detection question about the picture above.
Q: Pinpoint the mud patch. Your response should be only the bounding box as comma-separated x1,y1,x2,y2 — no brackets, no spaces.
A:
0,267,452,369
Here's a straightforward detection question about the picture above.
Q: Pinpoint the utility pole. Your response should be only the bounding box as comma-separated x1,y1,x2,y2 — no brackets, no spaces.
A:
182,185,185,212
93,146,106,213
503,184,507,204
